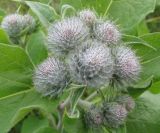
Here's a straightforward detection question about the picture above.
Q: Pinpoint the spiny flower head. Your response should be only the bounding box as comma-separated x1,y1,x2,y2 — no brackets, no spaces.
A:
85,105,104,128
102,102,128,128
33,57,69,98
94,20,121,46
68,40,114,88
47,17,89,56
113,46,141,86
23,14,36,32
78,9,97,26
1,14,25,37
116,95,135,112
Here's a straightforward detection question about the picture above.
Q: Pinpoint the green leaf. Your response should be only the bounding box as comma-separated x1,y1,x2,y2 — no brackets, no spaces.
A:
35,127,58,133
0,28,12,44
0,43,34,98
149,81,160,94
129,33,160,82
136,21,149,36
81,0,113,15
108,0,156,30
63,116,86,133
21,115,50,133
0,89,59,133
126,91,160,133
26,31,48,66
60,0,113,15
60,0,82,11
127,76,153,98
25,1,60,28
123,34,156,50
125,33,160,94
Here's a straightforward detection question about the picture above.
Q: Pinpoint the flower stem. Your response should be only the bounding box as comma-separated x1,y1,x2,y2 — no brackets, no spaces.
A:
85,87,106,101
78,99,92,110
57,96,70,132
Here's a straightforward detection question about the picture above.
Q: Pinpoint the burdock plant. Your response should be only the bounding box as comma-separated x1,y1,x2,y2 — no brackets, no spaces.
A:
0,4,145,132
32,8,141,132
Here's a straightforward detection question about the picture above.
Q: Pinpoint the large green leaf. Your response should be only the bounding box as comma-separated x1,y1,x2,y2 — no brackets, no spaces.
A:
61,0,156,30
124,33,160,94
156,0,160,5
35,127,58,133
126,91,160,133
108,0,156,30
0,43,34,98
0,28,12,44
0,89,59,133
127,76,153,98
63,116,86,133
21,115,51,133
25,1,60,28
26,31,48,66
128,33,160,82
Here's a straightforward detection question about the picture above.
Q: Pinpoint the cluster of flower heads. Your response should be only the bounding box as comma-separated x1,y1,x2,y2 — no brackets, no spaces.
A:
85,95,135,128
33,9,141,98
1,14,35,41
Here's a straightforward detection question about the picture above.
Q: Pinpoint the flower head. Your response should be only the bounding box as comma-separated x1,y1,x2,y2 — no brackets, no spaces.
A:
94,20,121,46
78,9,97,26
47,17,89,56
113,46,141,86
1,14,25,37
85,105,103,128
102,102,128,128
116,95,135,112
33,57,69,98
68,40,113,88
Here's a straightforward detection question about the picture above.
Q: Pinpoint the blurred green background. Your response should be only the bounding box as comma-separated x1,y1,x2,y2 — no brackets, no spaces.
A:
0,0,159,33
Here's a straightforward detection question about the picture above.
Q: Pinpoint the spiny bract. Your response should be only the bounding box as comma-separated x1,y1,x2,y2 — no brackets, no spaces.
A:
94,20,121,45
102,102,128,128
1,14,25,37
33,57,69,98
23,14,36,32
113,46,141,86
85,105,104,128
68,40,114,88
116,95,135,112
47,17,89,56
78,9,97,26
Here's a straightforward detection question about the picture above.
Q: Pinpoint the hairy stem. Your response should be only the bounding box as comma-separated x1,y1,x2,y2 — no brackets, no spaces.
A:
57,109,64,133
57,96,70,132
85,87,106,101
47,113,57,129
78,99,92,110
